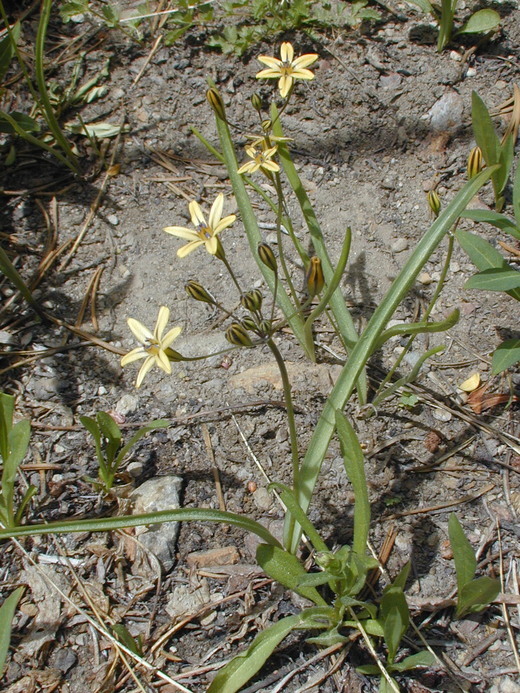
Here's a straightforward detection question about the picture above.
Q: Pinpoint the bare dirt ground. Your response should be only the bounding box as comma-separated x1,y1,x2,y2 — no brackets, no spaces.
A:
0,1,519,691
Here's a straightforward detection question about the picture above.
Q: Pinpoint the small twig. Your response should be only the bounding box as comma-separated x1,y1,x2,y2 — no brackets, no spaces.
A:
133,34,163,85
390,483,495,518
498,523,520,674
201,423,226,512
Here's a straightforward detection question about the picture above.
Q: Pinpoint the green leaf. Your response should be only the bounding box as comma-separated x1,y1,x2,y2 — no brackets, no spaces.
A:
456,576,501,618
392,562,411,592
458,9,500,35
491,339,520,375
356,663,381,675
472,91,499,168
269,483,328,553
380,587,409,663
448,513,476,593
0,244,36,307
256,544,327,605
390,650,435,671
335,411,370,555
65,121,128,138
455,229,520,301
0,393,14,462
405,0,435,15
96,412,122,466
0,587,24,677
306,627,348,646
207,613,304,693
374,309,459,351
112,624,142,655
464,267,520,291
59,1,90,21
513,160,520,224
0,22,20,83
461,209,520,239
80,415,105,468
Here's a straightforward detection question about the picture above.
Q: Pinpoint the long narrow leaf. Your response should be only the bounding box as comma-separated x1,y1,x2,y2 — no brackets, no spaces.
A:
286,167,494,552
0,508,283,547
256,544,327,605
335,411,370,555
448,513,476,593
0,587,24,677
492,339,520,375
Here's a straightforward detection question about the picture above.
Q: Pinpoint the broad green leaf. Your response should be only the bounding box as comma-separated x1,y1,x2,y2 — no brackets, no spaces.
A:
390,650,435,671
455,229,520,301
355,618,384,637
391,562,411,592
112,624,142,655
66,121,128,138
456,575,500,618
472,92,499,168
437,0,455,51
96,412,122,466
7,420,30,472
59,1,90,21
405,0,434,15
306,627,348,646
80,415,104,468
492,339,520,375
380,587,409,663
207,613,304,693
256,544,327,605
464,267,520,291
335,411,370,555
458,9,500,35
374,309,459,351
461,209,520,239
0,22,20,83
356,664,380,675
0,587,24,677
448,513,476,593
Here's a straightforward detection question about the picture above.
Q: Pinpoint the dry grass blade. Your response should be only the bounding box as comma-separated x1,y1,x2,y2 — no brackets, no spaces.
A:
390,482,495,518
75,266,103,331
498,525,520,674
202,423,226,511
495,84,520,145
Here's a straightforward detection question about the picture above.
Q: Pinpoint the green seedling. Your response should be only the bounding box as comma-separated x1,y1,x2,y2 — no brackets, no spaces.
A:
470,91,514,211
0,393,35,528
448,513,500,619
457,160,520,373
357,564,435,691
406,0,500,52
0,586,24,678
80,412,169,493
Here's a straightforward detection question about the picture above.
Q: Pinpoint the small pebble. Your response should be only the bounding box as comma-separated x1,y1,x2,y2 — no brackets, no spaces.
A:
391,238,409,253
418,272,432,285
107,214,119,226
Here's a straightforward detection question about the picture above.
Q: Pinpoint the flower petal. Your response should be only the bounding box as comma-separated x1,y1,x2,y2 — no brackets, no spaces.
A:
292,54,318,69
208,194,224,230
163,226,199,241
135,356,155,388
162,326,182,349
256,68,282,79
237,161,256,175
279,75,293,98
257,56,282,70
291,68,315,81
263,160,280,172
280,42,294,63
177,240,203,258
155,350,172,374
189,200,206,227
121,346,147,366
206,236,218,255
127,318,153,343
213,214,236,234
154,306,170,340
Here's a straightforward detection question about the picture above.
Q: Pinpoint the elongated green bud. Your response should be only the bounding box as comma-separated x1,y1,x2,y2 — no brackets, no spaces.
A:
306,256,325,297
251,93,262,112
258,243,277,273
427,190,441,218
164,348,185,362
206,88,226,121
467,146,483,179
261,119,272,133
225,322,253,347
185,280,215,304
241,289,263,312
240,316,258,332
258,319,272,335
214,236,226,261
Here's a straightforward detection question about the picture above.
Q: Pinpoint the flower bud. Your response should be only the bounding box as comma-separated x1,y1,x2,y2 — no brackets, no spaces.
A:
206,88,226,121
258,319,272,335
251,93,263,112
306,256,325,297
427,190,441,218
225,322,253,347
214,236,226,261
467,146,483,179
240,316,258,332
261,119,272,133
258,243,277,273
240,289,263,312
164,348,184,362
185,280,215,304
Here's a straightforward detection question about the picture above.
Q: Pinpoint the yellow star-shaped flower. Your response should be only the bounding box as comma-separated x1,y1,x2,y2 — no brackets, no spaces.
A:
256,42,318,98
237,145,280,176
163,194,236,258
121,306,181,388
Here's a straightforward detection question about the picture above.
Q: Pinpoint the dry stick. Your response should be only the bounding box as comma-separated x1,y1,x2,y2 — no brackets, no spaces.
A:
269,643,345,693
201,423,226,512
498,523,520,674
390,482,495,518
60,123,125,270
7,534,194,693
133,34,163,86
75,266,104,330
0,341,93,376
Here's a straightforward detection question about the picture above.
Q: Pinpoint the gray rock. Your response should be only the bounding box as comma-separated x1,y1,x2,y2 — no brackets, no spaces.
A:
116,393,140,416
427,89,464,133
130,475,183,573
